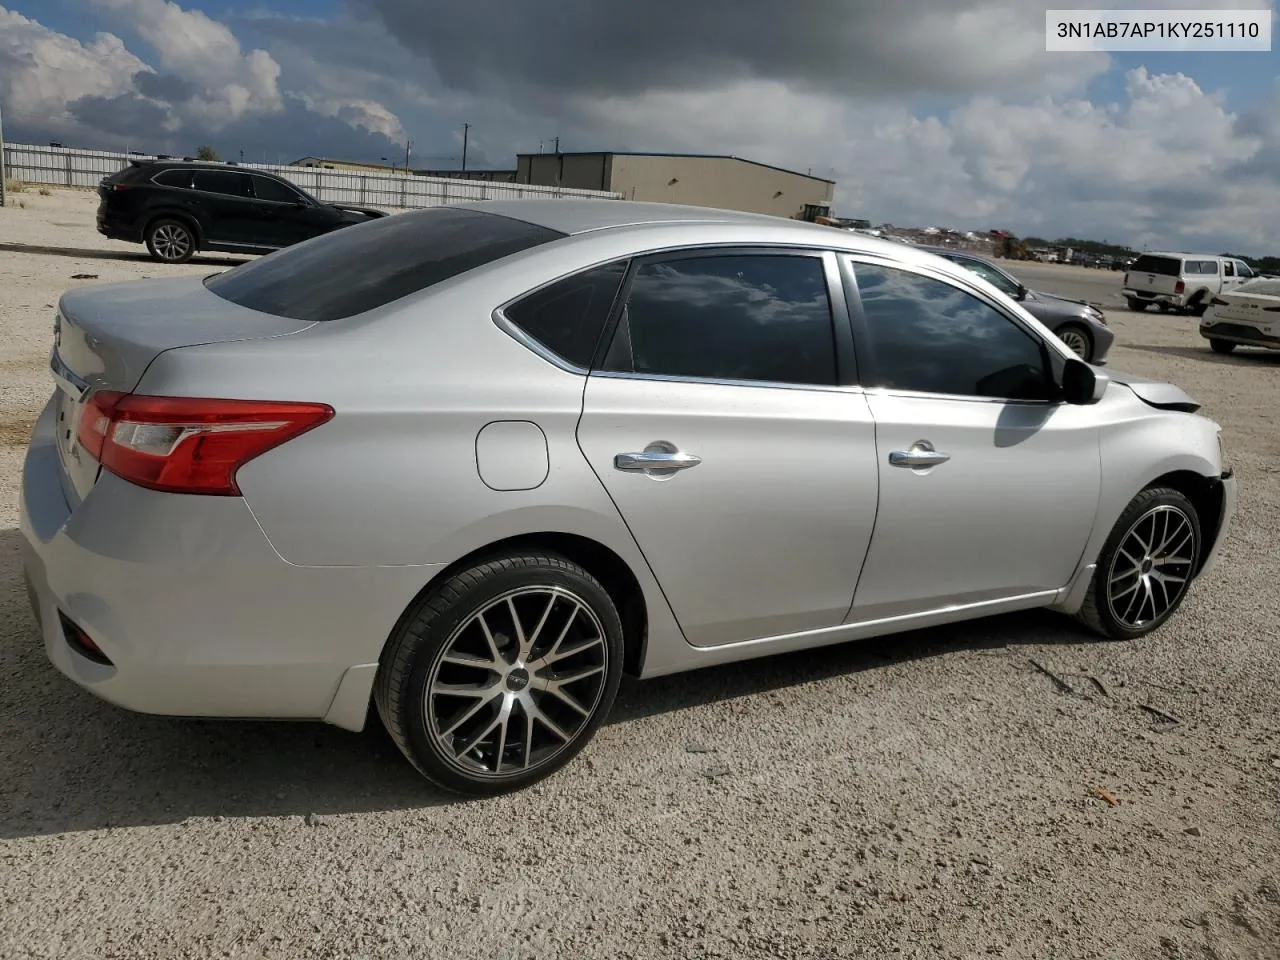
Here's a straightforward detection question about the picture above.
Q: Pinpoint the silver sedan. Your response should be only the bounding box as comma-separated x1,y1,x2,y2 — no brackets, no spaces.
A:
20,200,1237,795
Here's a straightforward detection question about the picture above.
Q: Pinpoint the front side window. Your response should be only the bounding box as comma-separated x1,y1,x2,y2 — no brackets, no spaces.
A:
505,261,628,368
600,253,837,386
252,175,303,204
851,261,1055,401
1236,261,1254,278
192,170,251,197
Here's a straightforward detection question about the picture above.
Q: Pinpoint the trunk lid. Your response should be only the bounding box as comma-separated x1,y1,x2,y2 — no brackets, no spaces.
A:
1211,285,1280,326
1127,255,1183,296
50,275,316,505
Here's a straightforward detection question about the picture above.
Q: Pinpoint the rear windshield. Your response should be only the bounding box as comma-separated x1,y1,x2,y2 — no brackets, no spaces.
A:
1131,255,1181,276
204,207,566,321
1237,278,1280,297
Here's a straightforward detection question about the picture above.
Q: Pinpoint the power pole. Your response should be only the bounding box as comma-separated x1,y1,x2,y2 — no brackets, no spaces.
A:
553,136,560,154
0,100,6,208
404,139,412,173
461,123,470,172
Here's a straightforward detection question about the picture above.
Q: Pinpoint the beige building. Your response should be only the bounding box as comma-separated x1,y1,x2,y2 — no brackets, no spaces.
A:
514,152,835,220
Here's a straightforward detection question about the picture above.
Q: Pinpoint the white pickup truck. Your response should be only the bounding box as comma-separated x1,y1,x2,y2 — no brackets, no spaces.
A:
1122,252,1256,315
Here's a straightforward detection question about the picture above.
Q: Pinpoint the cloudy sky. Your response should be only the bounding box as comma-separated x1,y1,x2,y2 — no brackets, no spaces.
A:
2,0,1278,251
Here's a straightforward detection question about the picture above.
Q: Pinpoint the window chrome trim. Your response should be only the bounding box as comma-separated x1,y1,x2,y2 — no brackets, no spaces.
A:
839,251,1075,405
491,305,590,376
50,348,89,399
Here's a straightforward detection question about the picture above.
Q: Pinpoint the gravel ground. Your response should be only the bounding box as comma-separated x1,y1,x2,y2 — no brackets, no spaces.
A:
1,189,1277,960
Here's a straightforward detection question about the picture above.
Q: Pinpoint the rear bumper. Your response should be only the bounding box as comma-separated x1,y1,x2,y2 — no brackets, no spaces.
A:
1199,318,1280,350
18,396,440,730
1123,288,1185,308
95,210,143,243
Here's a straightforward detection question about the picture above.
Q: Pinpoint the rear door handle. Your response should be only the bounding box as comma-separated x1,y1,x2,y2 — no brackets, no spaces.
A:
888,440,951,469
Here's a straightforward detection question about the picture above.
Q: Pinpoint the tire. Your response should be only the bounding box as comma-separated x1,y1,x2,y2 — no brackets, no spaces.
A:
1076,487,1201,641
1186,294,1208,317
1126,297,1148,312
1055,323,1093,361
144,218,196,264
1209,338,1237,355
374,551,625,796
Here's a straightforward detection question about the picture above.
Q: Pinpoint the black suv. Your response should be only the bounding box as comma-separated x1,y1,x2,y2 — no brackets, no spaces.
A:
97,160,388,264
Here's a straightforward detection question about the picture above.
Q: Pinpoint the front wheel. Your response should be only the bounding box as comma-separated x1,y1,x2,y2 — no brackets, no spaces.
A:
374,552,624,795
1076,487,1201,641
145,218,196,264
1056,323,1093,361
1209,338,1237,355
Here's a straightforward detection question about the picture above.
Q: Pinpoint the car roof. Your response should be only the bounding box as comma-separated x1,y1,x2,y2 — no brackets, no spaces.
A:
131,160,285,177
456,198,831,237
916,245,991,262
1142,251,1235,260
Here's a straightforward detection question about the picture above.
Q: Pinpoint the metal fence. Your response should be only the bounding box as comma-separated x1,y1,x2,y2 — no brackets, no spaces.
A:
1,142,624,207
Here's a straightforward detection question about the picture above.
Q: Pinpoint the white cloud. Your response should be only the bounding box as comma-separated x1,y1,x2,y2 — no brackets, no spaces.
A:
91,0,282,127
0,6,146,130
559,67,1280,250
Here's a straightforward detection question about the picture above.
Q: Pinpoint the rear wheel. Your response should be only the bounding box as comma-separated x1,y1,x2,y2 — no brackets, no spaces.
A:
1056,323,1093,361
145,218,196,264
1076,487,1201,641
374,552,624,795
1126,297,1148,312
1186,294,1208,317
1209,338,1237,355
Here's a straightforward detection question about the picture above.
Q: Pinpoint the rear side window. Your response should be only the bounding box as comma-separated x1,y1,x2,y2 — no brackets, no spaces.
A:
1194,260,1219,275
1131,255,1181,276
599,253,837,386
153,169,191,188
504,261,628,368
193,170,251,197
205,207,566,321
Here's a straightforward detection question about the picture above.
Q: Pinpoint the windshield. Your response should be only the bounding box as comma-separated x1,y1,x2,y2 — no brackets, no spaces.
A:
950,257,1021,299
204,207,566,322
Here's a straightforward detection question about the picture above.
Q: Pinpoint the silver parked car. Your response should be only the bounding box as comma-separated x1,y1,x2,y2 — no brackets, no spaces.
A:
20,201,1237,795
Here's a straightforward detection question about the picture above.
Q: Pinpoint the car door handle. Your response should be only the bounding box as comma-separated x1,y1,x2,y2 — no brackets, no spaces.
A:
888,441,951,469
614,450,702,472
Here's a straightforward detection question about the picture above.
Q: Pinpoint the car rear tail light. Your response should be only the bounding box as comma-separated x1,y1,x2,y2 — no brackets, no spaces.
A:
1210,297,1229,306
1174,280,1186,294
77,392,333,496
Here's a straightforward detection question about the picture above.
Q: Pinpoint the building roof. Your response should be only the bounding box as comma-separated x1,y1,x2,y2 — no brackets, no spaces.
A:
289,156,401,170
515,150,837,185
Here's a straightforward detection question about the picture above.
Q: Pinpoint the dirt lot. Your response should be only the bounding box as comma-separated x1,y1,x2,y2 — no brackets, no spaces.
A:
1,189,1277,960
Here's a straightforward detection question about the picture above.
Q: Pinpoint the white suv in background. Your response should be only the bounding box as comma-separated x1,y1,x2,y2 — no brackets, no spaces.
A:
1123,253,1255,315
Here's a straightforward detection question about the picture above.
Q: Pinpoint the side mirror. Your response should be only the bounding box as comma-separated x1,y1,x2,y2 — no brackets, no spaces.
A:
1060,358,1108,405
1015,283,1029,301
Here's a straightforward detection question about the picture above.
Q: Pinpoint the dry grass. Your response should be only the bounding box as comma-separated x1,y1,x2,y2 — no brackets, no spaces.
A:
3,179,27,194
